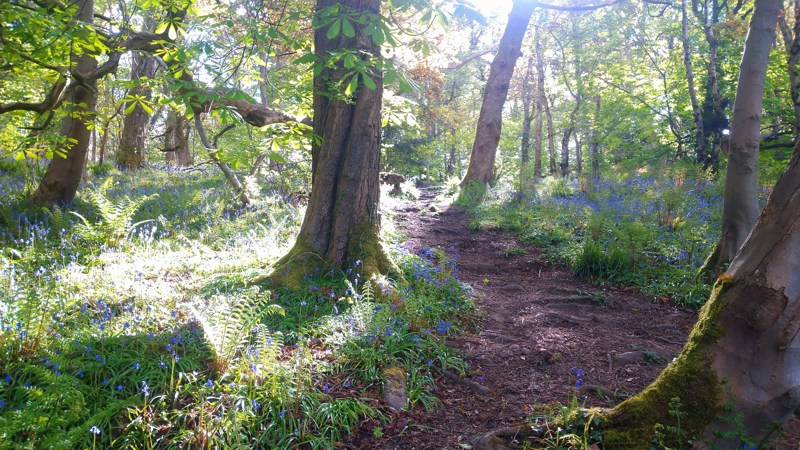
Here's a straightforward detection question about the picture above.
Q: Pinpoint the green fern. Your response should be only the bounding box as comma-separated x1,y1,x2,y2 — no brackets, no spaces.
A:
187,288,284,372
71,179,156,247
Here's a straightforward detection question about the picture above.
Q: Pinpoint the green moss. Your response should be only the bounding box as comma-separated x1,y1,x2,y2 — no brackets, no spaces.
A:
601,279,733,449
456,181,488,208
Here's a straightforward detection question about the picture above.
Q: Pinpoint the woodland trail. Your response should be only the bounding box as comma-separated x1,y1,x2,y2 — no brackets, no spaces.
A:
375,187,700,449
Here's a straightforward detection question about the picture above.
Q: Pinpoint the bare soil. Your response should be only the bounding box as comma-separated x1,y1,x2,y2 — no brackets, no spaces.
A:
349,187,799,449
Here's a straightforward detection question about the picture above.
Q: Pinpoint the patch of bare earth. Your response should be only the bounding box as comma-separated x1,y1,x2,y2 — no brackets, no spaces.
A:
346,187,799,450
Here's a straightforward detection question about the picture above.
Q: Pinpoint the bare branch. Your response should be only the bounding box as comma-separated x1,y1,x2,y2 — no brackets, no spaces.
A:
530,0,624,12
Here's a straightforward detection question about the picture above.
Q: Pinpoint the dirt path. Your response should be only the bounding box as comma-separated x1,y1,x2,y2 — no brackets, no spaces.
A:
375,187,697,449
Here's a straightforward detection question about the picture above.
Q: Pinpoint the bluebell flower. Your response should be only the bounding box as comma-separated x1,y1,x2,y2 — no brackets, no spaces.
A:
89,425,101,435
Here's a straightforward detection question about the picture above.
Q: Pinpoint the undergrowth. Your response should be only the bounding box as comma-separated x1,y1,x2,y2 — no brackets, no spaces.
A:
465,174,728,308
0,166,473,449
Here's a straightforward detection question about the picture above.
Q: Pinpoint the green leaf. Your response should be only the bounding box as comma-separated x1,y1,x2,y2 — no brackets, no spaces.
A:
383,69,396,85
327,19,341,39
362,73,376,90
294,53,316,65
155,21,169,34
342,18,355,38
125,102,136,115
345,75,359,96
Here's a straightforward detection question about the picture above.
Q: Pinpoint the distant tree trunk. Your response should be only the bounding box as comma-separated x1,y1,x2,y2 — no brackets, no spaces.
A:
560,126,572,177
117,51,158,170
682,0,707,163
461,0,535,188
533,25,544,179
695,0,726,171
272,0,389,282
574,133,582,175
706,0,780,273
31,0,96,206
91,129,98,163
165,109,192,166
99,124,110,165
779,0,800,140
545,94,556,175
589,96,601,182
519,57,535,191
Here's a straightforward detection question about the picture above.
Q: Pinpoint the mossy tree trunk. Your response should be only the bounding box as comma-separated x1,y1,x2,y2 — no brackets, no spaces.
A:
272,0,389,282
604,136,800,449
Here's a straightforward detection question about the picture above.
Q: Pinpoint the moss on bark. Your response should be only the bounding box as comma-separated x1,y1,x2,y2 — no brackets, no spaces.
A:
601,278,732,449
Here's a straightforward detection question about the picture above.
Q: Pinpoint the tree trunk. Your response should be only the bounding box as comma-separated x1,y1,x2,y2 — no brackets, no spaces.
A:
603,133,800,449
696,0,726,171
461,0,535,188
545,94,556,175
165,109,192,166
31,0,97,206
532,27,546,180
273,0,388,281
117,51,158,170
560,126,572,177
589,96,601,182
682,0,707,164
519,57,535,191
712,0,780,270
779,0,800,140
574,133,582,175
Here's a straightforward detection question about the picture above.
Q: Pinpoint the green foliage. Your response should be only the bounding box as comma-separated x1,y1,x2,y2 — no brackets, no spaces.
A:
0,168,475,449
72,179,157,247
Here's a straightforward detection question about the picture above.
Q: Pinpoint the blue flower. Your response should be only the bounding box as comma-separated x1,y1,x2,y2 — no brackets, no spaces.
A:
89,425,101,435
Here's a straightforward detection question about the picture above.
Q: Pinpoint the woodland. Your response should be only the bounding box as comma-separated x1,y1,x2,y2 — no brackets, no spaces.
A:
1,0,800,448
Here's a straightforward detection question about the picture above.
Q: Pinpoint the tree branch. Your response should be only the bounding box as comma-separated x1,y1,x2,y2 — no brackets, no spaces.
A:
531,0,624,12
0,78,67,115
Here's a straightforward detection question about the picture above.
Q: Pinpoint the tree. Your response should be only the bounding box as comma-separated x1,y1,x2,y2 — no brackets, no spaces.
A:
270,0,389,280
705,0,780,273
30,0,98,206
778,0,800,140
461,0,535,189
117,51,158,170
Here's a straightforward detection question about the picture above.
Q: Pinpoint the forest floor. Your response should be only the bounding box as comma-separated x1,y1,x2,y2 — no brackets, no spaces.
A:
362,186,799,450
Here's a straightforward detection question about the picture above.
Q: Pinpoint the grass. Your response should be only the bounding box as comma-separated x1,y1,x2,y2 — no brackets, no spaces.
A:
0,162,473,449
465,174,735,308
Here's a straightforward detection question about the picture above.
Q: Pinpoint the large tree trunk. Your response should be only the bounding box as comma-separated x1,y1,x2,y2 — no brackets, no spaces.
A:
711,0,780,271
604,133,800,449
117,51,158,170
273,0,388,281
682,0,707,163
461,0,535,188
30,0,96,206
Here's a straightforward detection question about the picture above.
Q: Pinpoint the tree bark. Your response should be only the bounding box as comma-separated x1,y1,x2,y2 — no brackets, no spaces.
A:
273,0,388,280
713,0,780,270
30,0,97,206
682,0,707,163
165,109,192,166
574,133,582,175
117,51,158,170
461,0,535,188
